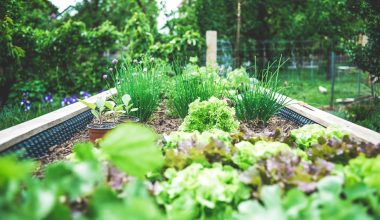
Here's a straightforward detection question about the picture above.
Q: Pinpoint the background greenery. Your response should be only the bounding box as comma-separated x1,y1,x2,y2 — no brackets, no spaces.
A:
1,0,379,131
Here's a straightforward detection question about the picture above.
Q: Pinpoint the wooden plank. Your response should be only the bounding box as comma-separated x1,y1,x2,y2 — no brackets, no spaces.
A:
277,93,380,145
0,89,116,151
206,31,217,66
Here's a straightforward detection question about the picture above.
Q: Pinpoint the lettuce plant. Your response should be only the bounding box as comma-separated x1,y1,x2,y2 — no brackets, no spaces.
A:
233,177,373,220
180,97,240,132
232,141,307,170
343,154,380,193
163,129,234,169
291,124,348,149
226,67,250,89
157,163,250,219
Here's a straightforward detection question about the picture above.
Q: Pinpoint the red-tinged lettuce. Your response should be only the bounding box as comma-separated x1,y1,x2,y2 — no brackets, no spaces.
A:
291,124,348,149
306,136,380,164
240,151,334,192
232,141,308,170
163,129,235,169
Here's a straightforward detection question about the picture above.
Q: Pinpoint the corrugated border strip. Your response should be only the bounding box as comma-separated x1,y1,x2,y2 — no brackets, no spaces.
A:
0,110,93,159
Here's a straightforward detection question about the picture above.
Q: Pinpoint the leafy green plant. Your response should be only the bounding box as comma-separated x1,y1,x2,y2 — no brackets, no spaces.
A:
291,124,348,149
226,67,250,89
232,141,307,170
112,59,165,122
233,177,373,220
343,154,380,194
0,123,165,219
79,96,107,124
163,129,234,169
180,97,240,132
233,59,289,123
157,163,250,219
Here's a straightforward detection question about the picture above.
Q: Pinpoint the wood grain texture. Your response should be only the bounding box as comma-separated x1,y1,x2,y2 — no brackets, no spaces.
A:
0,89,117,151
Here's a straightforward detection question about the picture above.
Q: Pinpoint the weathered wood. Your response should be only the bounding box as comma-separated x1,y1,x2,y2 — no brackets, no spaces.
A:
0,89,117,151
278,93,380,145
206,31,217,66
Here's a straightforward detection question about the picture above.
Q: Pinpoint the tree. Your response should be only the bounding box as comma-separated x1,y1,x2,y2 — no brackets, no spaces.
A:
347,0,380,93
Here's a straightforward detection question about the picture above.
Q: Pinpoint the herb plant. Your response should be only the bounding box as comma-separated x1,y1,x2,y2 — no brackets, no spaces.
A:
180,97,240,132
168,65,226,118
233,59,289,123
112,59,165,122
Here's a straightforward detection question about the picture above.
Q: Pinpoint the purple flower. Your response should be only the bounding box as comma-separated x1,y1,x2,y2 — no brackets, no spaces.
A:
20,98,31,112
70,95,78,103
50,13,57,19
80,91,91,99
22,92,29,97
102,74,108,80
109,67,113,72
43,93,53,103
112,59,118,65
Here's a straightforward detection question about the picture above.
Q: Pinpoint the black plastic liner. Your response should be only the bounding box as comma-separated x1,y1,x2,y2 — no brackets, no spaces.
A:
0,110,93,159
0,107,315,159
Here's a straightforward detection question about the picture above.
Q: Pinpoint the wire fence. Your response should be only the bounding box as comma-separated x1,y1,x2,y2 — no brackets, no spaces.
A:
214,39,375,108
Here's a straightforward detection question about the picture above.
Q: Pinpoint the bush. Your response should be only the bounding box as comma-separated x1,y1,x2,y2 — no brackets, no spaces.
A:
180,97,239,132
112,58,166,122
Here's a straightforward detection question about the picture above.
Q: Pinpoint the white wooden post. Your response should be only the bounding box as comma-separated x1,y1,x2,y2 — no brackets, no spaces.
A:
206,31,217,66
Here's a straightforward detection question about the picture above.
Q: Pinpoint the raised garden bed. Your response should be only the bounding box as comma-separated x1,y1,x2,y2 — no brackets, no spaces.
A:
1,64,380,219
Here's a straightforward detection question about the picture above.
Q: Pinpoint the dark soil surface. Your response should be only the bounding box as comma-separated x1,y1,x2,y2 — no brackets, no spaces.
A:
37,103,298,167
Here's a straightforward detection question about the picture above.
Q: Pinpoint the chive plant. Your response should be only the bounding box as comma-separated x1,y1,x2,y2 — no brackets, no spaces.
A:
234,58,290,123
168,66,226,118
112,59,165,122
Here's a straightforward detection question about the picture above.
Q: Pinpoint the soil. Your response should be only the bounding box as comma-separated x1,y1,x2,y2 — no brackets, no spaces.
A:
37,102,298,167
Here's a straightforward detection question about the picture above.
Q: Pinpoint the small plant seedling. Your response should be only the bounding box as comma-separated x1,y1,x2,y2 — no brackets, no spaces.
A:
121,94,138,115
79,96,107,124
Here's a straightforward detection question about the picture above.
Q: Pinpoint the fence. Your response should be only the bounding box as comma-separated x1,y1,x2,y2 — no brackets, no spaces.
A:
208,36,375,109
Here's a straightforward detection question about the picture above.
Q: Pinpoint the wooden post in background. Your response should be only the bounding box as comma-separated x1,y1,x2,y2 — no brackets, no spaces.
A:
206,31,217,66
235,0,241,67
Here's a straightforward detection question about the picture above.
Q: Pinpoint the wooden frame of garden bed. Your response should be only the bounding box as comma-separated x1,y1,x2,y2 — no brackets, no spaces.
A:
0,88,378,157
0,89,116,152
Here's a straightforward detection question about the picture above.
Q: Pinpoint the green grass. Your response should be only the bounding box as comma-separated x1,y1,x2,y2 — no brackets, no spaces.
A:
0,104,59,130
278,69,373,107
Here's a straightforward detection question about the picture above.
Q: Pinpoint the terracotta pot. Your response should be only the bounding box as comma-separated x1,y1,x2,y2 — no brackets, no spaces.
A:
87,122,116,143
117,115,140,124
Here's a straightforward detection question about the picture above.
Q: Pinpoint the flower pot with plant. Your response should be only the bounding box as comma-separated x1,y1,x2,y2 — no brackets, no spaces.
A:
79,97,116,142
116,94,139,123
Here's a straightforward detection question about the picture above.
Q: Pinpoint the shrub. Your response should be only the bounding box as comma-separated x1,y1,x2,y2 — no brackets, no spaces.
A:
168,66,225,118
112,58,165,122
233,59,289,123
179,97,239,132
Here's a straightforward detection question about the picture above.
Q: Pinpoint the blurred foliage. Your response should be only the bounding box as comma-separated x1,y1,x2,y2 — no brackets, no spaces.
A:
346,0,380,78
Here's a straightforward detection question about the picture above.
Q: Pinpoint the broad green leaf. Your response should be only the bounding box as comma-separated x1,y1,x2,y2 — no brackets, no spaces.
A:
79,99,96,110
122,94,131,106
105,101,116,110
100,123,164,178
96,97,106,109
0,156,35,184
